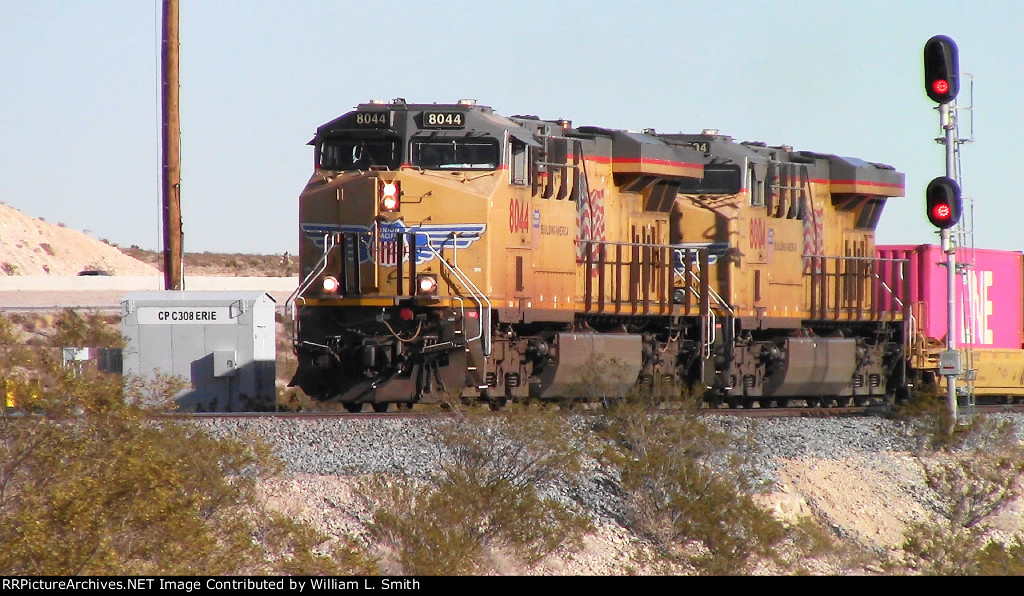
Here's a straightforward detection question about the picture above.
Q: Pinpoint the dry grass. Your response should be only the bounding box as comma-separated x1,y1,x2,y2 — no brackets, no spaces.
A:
118,247,295,278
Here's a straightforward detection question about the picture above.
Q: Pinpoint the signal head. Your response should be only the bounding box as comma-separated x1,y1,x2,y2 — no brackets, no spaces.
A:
924,35,960,104
925,176,962,229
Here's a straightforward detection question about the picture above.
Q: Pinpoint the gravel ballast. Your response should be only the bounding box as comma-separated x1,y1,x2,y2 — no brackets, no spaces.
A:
194,412,1024,525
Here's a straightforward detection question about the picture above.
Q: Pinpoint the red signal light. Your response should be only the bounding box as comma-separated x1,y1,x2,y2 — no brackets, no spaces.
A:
924,35,959,104
925,176,962,230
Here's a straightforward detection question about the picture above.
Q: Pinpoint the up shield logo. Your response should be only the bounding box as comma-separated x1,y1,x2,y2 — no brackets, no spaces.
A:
301,221,486,267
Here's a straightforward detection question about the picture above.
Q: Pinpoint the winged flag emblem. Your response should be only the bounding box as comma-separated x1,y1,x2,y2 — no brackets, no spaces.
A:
301,221,486,267
672,241,730,274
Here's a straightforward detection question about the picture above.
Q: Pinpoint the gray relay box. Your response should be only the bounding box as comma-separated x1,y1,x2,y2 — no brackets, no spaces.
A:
121,291,277,412
938,349,963,376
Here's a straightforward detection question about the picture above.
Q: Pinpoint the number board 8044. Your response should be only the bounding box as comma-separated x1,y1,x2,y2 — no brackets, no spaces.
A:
352,111,392,128
421,111,465,128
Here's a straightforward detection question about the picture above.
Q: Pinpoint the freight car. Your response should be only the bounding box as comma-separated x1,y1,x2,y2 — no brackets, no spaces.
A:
287,99,911,411
877,244,1024,404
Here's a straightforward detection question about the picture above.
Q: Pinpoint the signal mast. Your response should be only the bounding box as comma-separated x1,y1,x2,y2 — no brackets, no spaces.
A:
923,35,963,424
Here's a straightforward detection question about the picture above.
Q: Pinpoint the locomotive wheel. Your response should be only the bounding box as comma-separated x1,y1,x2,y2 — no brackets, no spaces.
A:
774,398,790,408
804,397,820,407
372,403,389,413
344,402,363,413
819,396,835,408
854,397,870,407
837,397,852,407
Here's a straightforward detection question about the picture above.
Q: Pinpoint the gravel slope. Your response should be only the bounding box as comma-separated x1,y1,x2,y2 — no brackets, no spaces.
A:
196,413,1024,575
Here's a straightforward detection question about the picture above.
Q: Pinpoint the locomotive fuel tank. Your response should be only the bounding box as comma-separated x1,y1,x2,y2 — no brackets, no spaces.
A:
529,332,644,399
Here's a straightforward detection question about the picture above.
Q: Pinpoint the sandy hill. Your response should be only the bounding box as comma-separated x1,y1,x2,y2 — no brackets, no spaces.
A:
0,202,159,276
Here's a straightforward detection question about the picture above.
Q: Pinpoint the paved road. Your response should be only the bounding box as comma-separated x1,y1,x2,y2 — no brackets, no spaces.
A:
0,276,297,310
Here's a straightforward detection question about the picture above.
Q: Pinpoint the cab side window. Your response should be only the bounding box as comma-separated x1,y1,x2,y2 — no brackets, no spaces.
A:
510,138,529,185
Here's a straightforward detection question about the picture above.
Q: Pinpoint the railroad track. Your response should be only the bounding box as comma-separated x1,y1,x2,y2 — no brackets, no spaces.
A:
177,401,1024,420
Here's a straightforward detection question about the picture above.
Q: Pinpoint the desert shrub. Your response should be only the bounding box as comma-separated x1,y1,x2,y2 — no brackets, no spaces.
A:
973,541,1024,575
47,309,122,350
0,406,377,575
595,394,788,575
899,417,1024,575
360,405,591,575
893,382,961,448
0,314,378,575
0,316,34,368
897,378,1023,452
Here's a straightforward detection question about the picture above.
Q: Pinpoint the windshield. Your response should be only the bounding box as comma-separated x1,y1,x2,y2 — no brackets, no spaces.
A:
318,137,401,170
410,138,500,170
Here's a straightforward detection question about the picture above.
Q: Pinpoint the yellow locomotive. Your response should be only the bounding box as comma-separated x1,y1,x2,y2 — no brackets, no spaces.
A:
288,99,906,411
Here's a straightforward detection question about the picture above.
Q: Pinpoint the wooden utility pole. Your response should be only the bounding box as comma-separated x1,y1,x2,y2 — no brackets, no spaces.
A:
161,0,183,290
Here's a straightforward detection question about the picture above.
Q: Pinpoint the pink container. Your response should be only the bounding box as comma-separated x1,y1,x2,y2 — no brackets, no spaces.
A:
876,244,1024,349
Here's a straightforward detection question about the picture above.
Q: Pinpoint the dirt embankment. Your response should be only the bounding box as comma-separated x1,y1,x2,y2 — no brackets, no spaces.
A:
0,203,159,276
0,201,294,278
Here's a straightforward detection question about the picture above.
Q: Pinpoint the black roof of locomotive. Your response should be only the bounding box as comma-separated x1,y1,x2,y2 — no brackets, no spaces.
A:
311,100,904,194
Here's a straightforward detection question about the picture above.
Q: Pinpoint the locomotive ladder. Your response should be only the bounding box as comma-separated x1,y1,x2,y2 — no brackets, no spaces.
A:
672,254,735,360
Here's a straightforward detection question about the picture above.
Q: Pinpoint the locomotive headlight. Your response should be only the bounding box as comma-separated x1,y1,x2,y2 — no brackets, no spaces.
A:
378,179,401,212
415,274,438,296
321,275,340,294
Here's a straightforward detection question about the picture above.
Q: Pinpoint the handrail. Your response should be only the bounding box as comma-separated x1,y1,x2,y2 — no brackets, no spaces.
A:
671,249,735,316
805,254,909,320
286,232,337,317
668,262,729,360
423,233,492,356
704,310,717,360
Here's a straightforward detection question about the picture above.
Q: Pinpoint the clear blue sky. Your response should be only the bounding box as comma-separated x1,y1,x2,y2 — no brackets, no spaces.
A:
1,1,1019,254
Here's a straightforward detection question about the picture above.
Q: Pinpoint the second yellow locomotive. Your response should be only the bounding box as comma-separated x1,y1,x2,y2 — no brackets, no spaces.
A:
288,99,906,411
